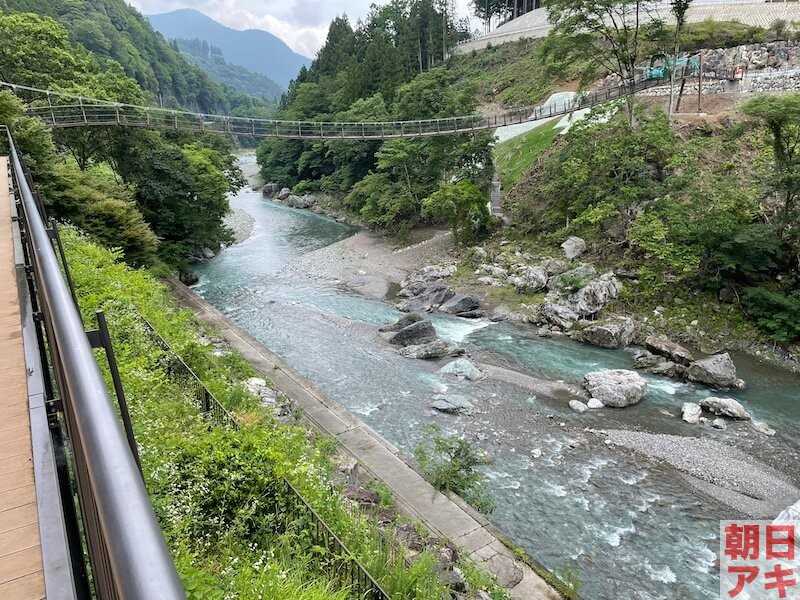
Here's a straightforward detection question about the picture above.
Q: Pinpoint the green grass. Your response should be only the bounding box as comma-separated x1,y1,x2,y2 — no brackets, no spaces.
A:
495,120,560,190
448,38,555,108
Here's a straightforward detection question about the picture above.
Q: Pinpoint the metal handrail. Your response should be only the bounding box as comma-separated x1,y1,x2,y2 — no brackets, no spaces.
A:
4,132,185,599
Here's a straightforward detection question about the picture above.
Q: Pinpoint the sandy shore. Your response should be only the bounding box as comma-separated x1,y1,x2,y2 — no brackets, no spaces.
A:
279,229,456,299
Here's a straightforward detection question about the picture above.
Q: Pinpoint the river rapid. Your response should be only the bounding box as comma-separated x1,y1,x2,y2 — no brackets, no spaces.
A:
193,179,800,600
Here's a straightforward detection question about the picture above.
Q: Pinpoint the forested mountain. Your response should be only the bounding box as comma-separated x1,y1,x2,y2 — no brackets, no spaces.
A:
257,1,483,243
174,38,282,103
0,0,236,113
148,9,311,89
0,9,244,272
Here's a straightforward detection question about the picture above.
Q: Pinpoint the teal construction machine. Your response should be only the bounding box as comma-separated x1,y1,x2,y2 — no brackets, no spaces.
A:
646,54,700,80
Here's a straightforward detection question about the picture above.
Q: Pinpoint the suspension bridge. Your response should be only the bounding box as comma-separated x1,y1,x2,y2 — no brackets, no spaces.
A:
1,69,741,141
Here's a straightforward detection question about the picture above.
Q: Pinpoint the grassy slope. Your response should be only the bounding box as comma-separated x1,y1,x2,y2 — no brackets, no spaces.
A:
448,38,556,108
495,120,561,190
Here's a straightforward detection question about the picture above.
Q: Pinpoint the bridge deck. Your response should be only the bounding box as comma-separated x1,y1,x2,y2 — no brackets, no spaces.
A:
0,157,45,599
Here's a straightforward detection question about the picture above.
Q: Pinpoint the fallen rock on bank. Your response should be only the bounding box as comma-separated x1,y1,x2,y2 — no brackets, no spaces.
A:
439,358,484,381
431,394,474,415
576,316,636,349
387,320,437,347
700,396,751,420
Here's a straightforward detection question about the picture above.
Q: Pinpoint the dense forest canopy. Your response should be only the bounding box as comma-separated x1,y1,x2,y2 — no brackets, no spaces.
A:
258,0,489,243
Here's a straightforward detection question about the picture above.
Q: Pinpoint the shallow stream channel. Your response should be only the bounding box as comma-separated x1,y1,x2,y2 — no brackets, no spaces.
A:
193,177,800,600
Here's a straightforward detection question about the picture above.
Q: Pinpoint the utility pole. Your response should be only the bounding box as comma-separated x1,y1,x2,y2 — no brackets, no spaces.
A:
697,52,703,114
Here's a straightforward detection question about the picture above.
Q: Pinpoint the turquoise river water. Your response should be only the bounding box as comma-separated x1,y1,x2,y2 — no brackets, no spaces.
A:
193,185,800,600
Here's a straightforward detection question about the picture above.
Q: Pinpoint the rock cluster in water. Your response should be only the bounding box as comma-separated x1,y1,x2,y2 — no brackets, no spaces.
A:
263,183,319,209
378,313,463,360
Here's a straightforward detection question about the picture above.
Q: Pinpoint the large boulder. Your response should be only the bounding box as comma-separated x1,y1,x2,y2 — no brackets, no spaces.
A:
277,187,291,200
645,335,694,366
509,266,548,294
700,396,751,420
439,358,484,381
548,264,597,292
396,283,455,313
583,370,647,408
543,272,623,328
681,402,702,424
380,313,424,333
686,353,744,389
561,236,587,259
577,317,636,349
440,294,481,315
431,394,474,415
262,182,280,197
285,194,316,209
478,264,508,278
399,339,463,360
388,320,437,347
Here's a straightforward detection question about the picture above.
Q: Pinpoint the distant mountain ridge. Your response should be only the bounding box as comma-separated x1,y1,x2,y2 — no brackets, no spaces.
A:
175,38,282,102
148,9,311,89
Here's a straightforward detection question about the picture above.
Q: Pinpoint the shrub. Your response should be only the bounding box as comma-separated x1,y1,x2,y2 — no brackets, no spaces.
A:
743,287,800,343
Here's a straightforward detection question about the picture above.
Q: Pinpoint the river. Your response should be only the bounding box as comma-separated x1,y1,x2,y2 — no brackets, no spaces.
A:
193,183,800,600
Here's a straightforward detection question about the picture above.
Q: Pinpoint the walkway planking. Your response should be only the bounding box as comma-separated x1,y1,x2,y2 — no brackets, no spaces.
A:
167,278,560,600
0,157,46,600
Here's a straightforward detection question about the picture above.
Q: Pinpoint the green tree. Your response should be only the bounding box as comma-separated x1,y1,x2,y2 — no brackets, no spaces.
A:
742,94,800,234
422,180,491,246
546,0,662,126
668,0,692,117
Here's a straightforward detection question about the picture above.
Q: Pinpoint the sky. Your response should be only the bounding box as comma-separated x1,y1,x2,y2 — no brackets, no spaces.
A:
127,0,482,59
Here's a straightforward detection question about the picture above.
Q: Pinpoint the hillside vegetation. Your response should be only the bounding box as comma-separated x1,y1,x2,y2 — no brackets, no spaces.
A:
175,38,282,104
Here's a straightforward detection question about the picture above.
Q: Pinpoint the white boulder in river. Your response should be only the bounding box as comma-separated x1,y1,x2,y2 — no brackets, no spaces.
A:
681,402,702,424
700,396,752,420
439,358,484,381
569,400,588,413
583,370,647,408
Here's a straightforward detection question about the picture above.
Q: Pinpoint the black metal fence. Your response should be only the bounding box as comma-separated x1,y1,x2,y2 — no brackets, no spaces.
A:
133,312,395,600
3,129,185,599
134,313,239,430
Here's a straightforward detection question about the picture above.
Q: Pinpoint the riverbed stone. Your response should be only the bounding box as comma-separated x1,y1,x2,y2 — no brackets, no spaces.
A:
561,236,587,259
686,353,744,389
700,396,752,420
577,316,636,349
388,320,437,347
711,418,728,430
277,187,291,200
431,394,474,414
440,294,481,315
645,335,694,366
439,358,484,381
180,271,199,286
569,400,588,413
399,339,462,360
587,398,605,409
396,283,455,313
285,194,316,209
379,313,424,333
752,420,776,436
583,370,647,408
682,402,703,424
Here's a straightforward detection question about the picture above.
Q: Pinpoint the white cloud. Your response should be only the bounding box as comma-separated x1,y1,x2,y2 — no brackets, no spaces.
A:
128,0,481,57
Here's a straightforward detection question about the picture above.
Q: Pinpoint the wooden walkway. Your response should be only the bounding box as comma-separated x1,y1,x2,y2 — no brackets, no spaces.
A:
0,157,46,599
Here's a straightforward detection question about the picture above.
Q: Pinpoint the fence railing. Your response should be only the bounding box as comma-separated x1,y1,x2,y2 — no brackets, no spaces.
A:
134,312,394,600
2,70,738,141
3,130,185,599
